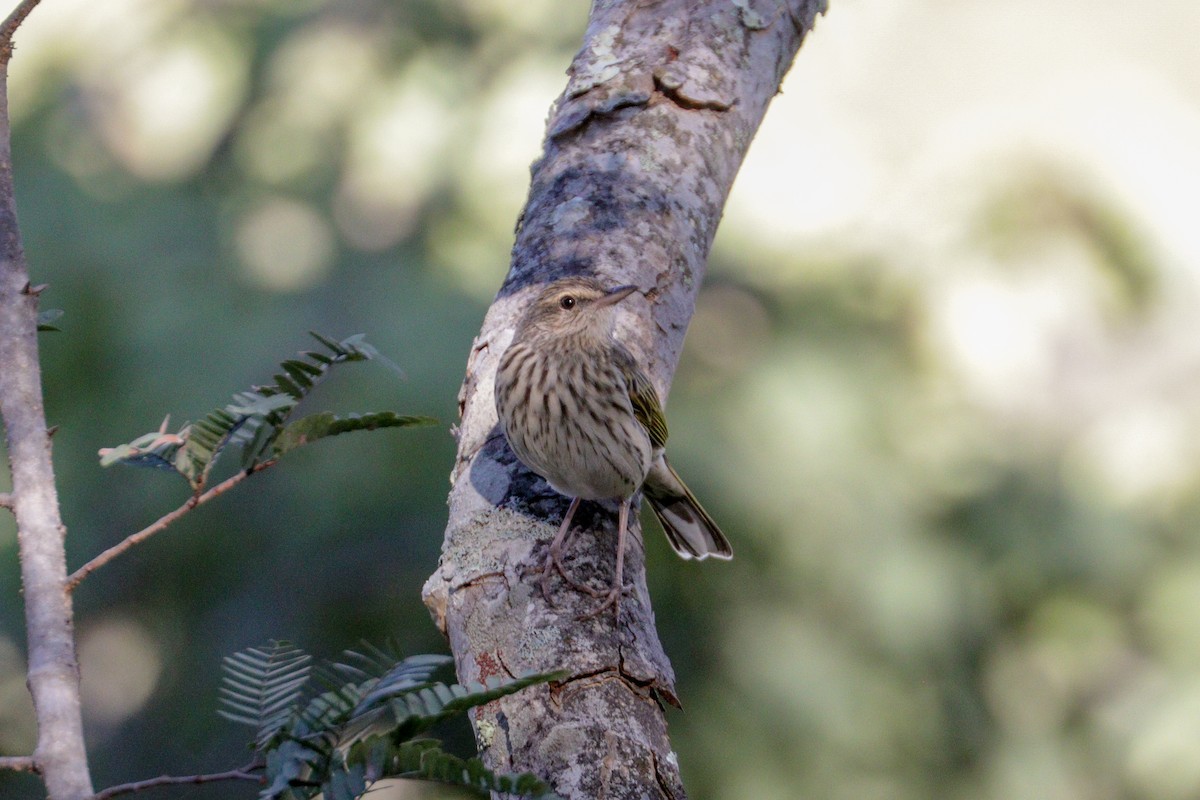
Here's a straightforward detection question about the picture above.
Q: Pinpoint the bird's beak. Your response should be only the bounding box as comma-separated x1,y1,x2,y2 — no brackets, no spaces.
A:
594,285,639,308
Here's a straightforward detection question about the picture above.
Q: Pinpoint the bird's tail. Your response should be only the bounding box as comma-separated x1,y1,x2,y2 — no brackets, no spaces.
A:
644,457,733,561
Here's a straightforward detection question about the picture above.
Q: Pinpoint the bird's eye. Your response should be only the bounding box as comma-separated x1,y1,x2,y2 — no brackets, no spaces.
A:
559,295,577,310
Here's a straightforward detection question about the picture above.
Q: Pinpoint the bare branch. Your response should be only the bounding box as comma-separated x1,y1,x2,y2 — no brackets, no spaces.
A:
66,462,274,592
93,765,262,800
0,24,94,797
0,0,43,54
0,756,38,773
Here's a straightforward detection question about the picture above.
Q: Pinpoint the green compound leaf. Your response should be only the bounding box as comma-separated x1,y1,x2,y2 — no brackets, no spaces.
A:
99,333,436,489
217,641,312,749
219,641,562,800
273,412,436,458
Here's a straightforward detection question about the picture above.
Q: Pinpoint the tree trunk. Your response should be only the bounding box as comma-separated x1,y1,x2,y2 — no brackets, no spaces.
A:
423,1,826,797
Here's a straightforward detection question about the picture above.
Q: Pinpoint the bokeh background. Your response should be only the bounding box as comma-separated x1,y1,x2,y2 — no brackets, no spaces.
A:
3,0,1200,797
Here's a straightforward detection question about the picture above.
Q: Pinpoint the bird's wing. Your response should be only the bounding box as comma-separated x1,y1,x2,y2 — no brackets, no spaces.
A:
624,359,669,450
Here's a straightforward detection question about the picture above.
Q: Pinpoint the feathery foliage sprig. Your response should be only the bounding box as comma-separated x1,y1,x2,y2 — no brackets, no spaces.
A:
218,641,565,800
98,333,435,491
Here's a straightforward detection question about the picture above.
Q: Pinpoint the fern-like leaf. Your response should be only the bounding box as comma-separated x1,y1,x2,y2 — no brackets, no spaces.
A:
177,408,248,486
342,652,452,704
331,643,448,683
273,412,436,458
363,671,569,744
260,739,324,800
98,425,186,472
218,642,312,748
99,332,433,488
327,738,561,800
221,642,561,800
296,652,454,748
398,745,561,798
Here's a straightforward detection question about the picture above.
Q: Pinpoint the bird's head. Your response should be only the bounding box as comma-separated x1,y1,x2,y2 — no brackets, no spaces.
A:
513,277,639,344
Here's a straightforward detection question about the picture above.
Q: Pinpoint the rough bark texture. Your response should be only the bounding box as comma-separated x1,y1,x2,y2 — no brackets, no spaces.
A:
423,1,825,797
0,56,95,800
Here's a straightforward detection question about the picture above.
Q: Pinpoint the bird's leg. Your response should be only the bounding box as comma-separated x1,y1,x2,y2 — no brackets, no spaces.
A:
541,497,603,601
582,498,632,619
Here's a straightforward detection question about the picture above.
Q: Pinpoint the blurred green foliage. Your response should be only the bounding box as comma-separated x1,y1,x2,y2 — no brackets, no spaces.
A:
3,1,1200,799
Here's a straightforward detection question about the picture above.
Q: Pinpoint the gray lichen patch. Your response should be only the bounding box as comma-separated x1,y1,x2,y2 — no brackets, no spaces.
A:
731,0,769,30
441,507,548,581
566,23,624,98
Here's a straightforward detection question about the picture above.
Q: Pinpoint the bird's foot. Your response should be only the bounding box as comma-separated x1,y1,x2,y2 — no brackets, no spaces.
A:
575,580,635,620
539,546,604,603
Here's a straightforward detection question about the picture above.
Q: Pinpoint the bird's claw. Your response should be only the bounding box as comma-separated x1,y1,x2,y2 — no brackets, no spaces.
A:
575,581,635,620
539,547,603,602
538,545,633,619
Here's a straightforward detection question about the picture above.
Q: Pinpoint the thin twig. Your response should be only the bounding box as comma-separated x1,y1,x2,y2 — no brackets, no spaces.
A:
0,491,13,509
66,463,274,592
93,765,262,800
0,756,38,773
0,0,43,53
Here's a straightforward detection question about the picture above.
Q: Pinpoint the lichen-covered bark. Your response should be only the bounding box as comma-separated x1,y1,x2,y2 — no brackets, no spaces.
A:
423,1,826,797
